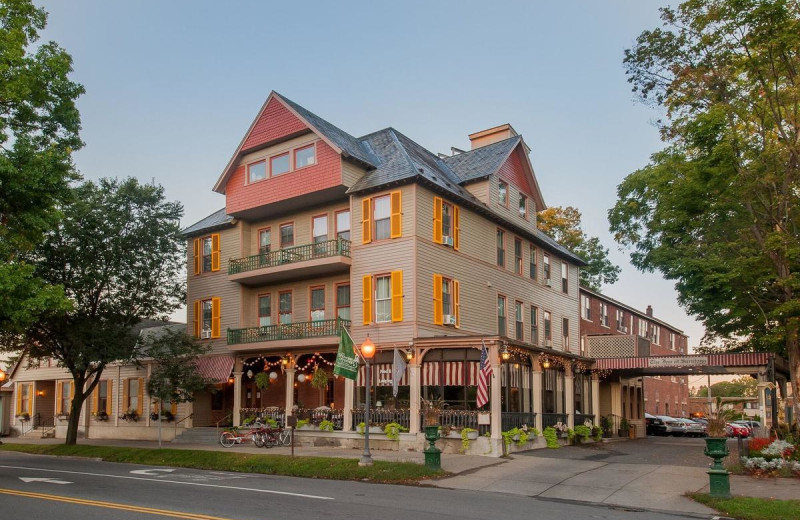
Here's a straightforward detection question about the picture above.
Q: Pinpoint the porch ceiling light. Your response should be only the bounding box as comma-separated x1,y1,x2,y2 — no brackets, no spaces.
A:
246,369,253,379
297,373,306,383
227,376,235,384
269,371,278,380
361,337,376,360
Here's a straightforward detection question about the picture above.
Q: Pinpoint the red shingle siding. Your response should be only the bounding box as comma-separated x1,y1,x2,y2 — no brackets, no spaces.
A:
226,140,342,215
242,97,309,151
497,148,535,197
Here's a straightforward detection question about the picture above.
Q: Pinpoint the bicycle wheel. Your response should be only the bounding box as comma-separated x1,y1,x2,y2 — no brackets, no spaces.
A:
279,428,292,446
219,431,236,448
253,430,264,448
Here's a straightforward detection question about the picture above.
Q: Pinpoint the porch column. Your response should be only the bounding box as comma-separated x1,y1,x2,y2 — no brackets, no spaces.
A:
490,344,502,439
343,377,354,431
591,374,600,427
564,364,575,429
532,355,543,432
409,362,420,434
232,371,243,427
284,368,296,417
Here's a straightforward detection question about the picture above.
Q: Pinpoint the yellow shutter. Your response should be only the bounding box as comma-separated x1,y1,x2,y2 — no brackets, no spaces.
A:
391,270,403,322
193,239,200,275
193,300,201,337
211,297,221,338
453,280,461,328
170,400,177,416
122,379,129,412
27,384,33,415
68,382,74,411
92,383,99,414
390,191,402,238
137,378,144,415
211,234,220,271
106,380,113,415
453,206,460,251
16,384,23,415
361,198,372,244
55,382,62,415
362,275,372,325
433,196,443,244
433,274,443,325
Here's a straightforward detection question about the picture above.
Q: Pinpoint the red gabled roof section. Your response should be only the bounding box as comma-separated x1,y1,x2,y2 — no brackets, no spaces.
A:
497,143,546,211
213,91,346,194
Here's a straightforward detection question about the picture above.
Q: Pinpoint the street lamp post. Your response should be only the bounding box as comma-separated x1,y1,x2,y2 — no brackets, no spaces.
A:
359,337,376,467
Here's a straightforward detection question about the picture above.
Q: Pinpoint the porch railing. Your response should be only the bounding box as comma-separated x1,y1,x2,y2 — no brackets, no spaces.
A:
501,412,537,431
227,318,350,345
541,413,568,430
296,407,345,430
351,409,410,431
574,413,595,427
229,238,351,275
240,407,286,426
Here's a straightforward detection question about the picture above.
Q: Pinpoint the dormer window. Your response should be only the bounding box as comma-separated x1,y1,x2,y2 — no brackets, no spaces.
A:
271,153,290,176
294,144,316,168
499,181,508,207
248,160,266,183
519,194,528,219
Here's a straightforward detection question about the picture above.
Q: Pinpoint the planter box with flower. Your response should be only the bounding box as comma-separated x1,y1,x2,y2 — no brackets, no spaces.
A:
92,411,109,422
120,409,139,422
16,413,31,422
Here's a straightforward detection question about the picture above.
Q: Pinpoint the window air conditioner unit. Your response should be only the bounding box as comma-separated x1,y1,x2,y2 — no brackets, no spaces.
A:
201,330,211,339
442,235,454,247
544,278,552,287
443,314,456,326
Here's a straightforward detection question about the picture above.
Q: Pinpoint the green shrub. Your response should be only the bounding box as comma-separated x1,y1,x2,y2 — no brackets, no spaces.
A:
384,422,408,440
543,426,560,449
318,420,334,432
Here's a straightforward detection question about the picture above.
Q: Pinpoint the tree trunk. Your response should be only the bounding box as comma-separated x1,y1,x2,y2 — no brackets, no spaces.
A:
65,392,84,445
787,317,800,427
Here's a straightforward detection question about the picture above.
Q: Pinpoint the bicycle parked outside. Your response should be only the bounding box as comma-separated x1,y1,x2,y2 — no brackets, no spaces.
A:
219,421,269,448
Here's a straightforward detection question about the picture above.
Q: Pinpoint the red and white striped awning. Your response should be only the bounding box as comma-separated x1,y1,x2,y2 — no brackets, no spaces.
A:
594,352,771,371
421,361,480,386
195,356,235,383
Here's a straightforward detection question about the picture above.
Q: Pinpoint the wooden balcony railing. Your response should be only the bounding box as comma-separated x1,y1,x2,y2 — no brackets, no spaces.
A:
227,318,350,345
228,238,351,275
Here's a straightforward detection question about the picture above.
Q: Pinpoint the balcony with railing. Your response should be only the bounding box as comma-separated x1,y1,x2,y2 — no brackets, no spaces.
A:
227,318,350,348
228,238,351,285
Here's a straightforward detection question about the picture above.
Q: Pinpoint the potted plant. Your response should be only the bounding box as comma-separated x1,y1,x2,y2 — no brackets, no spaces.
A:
120,409,139,422
420,397,443,469
93,410,109,422
384,422,408,440
618,417,630,438
318,419,335,432
704,397,737,498
600,415,612,438
16,412,30,422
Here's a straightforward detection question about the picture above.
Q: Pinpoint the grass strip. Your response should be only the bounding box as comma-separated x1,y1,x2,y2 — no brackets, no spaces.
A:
0,444,446,483
689,493,800,520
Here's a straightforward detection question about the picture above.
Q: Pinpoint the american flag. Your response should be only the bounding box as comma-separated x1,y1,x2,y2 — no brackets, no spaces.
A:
476,341,492,408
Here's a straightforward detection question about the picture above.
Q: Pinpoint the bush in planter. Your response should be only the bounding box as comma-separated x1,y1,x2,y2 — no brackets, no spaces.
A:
543,426,560,449
384,422,408,440
460,428,479,452
574,425,592,444
297,419,311,429
93,411,109,422
318,419,335,432
592,426,603,441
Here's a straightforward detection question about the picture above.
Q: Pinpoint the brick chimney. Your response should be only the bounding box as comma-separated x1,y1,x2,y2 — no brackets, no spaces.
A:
468,124,518,150
646,305,653,317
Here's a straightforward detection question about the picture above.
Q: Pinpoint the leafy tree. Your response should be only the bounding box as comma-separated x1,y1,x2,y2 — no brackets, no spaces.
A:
609,0,800,420
145,328,210,447
3,178,185,445
537,206,621,291
694,376,758,398
0,0,84,334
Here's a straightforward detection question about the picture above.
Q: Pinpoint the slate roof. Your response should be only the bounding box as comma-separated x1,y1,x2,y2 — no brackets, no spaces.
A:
275,92,378,168
442,136,520,183
182,208,233,237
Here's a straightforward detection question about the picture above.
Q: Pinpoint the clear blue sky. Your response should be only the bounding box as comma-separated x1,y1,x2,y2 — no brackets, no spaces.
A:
35,1,704,348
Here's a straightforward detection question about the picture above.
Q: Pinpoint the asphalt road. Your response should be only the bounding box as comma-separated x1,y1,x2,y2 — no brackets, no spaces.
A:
0,451,707,520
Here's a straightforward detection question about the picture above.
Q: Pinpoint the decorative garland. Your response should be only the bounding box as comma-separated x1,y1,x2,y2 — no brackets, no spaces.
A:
591,367,613,379
242,352,336,370
539,353,566,370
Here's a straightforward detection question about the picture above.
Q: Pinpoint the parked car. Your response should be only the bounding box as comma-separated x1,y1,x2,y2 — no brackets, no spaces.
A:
656,415,687,436
675,418,707,437
645,413,667,436
725,422,750,438
732,420,761,432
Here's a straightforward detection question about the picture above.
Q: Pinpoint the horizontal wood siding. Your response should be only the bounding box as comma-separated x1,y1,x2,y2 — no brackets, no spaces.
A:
241,274,350,328
341,161,366,189
489,172,539,235
464,179,489,204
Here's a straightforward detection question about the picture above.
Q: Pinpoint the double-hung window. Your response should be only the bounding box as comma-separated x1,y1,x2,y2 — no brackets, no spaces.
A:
514,238,523,275
96,380,110,416
259,228,271,253
616,309,625,331
441,278,452,317
441,201,452,238
497,295,507,336
126,378,140,414
202,237,213,272
581,295,592,321
279,292,292,324
529,245,537,279
530,306,539,345
310,287,325,321
373,195,391,241
336,210,350,240
653,325,660,344
258,295,271,327
519,193,527,218
543,254,551,281
312,215,328,243
336,284,350,320
496,229,505,267
638,319,648,338
59,381,73,416
563,318,570,351
280,223,294,248
600,303,609,327
202,299,213,334
544,311,552,343
561,262,568,293
515,301,524,340
375,275,392,323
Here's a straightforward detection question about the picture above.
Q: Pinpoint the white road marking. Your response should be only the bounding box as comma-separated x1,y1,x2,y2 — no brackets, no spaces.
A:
0,465,333,500
19,477,72,485
130,468,176,476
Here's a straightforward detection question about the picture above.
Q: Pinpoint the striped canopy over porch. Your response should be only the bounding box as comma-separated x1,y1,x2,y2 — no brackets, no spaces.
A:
594,352,773,374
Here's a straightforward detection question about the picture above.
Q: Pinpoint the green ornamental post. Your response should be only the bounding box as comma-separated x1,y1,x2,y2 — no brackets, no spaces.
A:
423,425,441,470
704,437,731,498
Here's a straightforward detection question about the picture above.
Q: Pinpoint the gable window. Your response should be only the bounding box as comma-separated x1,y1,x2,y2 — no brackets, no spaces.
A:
258,294,271,327
530,306,539,345
497,295,507,336
515,301,524,340
312,215,328,243
561,262,568,293
280,223,294,248
519,193,528,218
499,181,508,207
514,238,523,275
496,229,505,267
248,160,266,183
544,311,552,343
336,210,350,240
310,287,325,321
336,284,350,320
543,254,551,281
529,245,537,279
581,295,592,321
563,318,570,351
373,195,391,241
375,275,392,323
270,152,290,176
259,228,271,253
279,291,292,324
600,303,609,327
294,144,315,169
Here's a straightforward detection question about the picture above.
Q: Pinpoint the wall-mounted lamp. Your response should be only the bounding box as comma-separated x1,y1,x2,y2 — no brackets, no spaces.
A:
37,390,45,397
500,344,510,361
542,359,551,369
405,349,413,362
0,369,7,383
227,376,235,384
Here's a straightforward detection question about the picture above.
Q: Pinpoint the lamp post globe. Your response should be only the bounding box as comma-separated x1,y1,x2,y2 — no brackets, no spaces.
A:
359,337,376,466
